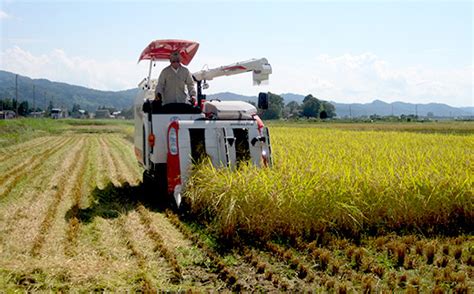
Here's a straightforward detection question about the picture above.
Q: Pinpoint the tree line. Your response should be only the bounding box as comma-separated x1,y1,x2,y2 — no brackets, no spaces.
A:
0,98,134,119
259,93,336,120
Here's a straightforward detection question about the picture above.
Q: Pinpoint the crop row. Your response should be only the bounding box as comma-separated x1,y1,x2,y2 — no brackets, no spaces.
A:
0,137,73,197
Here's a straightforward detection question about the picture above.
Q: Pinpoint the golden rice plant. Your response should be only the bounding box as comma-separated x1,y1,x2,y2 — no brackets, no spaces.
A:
184,124,473,244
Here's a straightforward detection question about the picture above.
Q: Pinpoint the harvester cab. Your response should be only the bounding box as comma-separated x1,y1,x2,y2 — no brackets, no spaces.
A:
134,39,273,207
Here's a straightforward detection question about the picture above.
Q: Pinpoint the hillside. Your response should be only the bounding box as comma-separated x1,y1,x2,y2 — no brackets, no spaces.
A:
206,91,257,102
281,94,473,118
0,71,137,111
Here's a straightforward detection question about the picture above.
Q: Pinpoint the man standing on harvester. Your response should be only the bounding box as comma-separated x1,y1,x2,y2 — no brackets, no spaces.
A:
136,39,273,207
155,51,197,105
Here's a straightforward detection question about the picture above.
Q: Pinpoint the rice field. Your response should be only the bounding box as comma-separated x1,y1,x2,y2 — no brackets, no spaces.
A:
185,122,473,243
0,119,472,291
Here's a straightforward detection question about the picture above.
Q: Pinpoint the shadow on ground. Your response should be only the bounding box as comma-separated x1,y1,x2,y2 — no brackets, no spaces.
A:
65,182,175,224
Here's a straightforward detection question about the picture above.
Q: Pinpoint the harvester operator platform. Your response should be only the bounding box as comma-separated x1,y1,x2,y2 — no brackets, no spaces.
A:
155,51,197,106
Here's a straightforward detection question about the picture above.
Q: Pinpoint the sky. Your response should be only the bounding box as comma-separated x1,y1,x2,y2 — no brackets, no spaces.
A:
0,0,472,107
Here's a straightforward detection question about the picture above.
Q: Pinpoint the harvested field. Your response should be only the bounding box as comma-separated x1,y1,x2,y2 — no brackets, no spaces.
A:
0,119,472,291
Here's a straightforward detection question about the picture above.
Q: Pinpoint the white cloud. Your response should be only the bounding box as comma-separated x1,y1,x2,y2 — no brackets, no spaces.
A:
0,46,147,91
264,52,473,107
0,47,472,107
0,10,11,19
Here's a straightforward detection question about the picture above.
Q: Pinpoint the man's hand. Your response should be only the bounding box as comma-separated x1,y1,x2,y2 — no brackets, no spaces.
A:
155,92,162,100
190,96,197,106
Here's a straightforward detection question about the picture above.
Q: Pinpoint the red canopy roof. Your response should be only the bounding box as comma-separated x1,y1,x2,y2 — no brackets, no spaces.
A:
138,39,199,65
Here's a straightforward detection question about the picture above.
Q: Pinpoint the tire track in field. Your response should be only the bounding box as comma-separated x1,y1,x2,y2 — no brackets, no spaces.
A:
136,204,183,282
106,136,139,185
30,137,87,257
0,137,73,198
64,140,92,257
98,137,123,186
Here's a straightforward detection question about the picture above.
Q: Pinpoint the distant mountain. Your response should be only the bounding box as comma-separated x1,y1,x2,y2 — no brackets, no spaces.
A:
0,70,138,111
280,93,307,103
206,92,257,103
332,100,472,118
0,71,471,117
280,93,472,118
460,107,474,114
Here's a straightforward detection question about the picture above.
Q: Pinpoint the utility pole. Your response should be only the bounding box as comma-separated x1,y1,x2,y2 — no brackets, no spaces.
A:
415,104,418,118
15,74,18,116
349,105,352,119
33,84,35,113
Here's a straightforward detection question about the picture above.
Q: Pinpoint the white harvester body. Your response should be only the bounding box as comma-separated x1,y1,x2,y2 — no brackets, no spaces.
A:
133,39,272,207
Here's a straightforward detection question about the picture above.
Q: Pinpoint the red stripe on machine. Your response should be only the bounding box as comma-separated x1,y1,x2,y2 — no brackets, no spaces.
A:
253,114,264,135
167,120,181,194
223,65,247,71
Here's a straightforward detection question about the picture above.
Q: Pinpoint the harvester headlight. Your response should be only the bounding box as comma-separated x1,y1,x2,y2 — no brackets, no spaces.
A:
169,128,178,155
174,184,182,208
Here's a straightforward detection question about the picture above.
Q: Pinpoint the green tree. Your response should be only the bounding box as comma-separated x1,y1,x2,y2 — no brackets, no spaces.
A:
260,92,284,120
320,101,336,119
284,101,300,118
71,103,81,113
0,98,14,111
301,94,321,118
18,101,29,116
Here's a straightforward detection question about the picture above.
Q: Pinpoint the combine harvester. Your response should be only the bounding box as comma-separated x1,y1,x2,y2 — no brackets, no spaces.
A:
134,39,273,207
